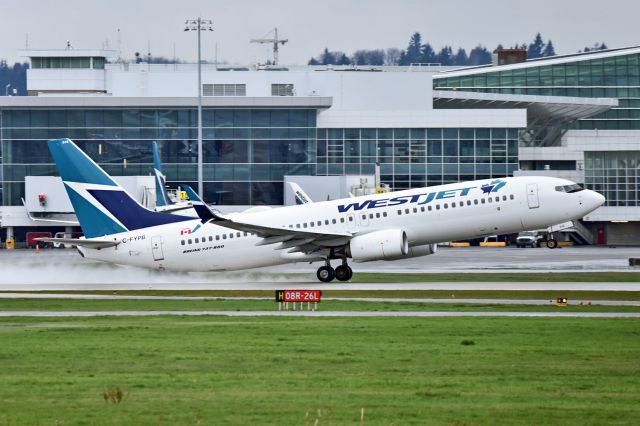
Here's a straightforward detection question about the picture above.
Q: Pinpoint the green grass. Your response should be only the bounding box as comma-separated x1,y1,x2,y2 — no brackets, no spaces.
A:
1,297,640,313
0,316,639,425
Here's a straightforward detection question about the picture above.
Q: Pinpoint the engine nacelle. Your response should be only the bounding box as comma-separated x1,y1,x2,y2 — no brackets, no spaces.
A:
384,243,437,261
349,229,408,262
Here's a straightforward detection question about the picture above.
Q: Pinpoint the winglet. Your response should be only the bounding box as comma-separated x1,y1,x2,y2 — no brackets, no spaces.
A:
181,184,223,222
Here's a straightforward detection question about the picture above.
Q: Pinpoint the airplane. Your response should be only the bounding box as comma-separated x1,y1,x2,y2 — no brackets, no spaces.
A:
38,138,606,282
287,181,313,205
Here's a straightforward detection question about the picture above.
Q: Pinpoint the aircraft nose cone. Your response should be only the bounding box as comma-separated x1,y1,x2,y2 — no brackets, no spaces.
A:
594,192,606,207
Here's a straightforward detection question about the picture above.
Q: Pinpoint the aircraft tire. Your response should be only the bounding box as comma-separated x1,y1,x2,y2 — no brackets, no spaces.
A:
335,265,352,282
546,239,558,249
317,266,335,282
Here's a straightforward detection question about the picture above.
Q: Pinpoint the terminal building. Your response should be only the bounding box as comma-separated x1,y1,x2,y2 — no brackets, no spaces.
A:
0,45,638,245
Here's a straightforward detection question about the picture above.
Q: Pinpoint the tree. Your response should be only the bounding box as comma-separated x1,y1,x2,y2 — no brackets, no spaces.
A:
320,48,335,65
453,48,468,66
528,33,545,59
308,57,320,65
336,53,351,65
542,40,556,57
385,48,401,65
420,42,436,63
436,46,453,65
468,45,492,65
352,49,385,65
400,32,423,65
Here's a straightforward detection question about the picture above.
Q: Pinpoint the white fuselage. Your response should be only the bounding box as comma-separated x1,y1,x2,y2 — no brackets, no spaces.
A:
78,176,604,271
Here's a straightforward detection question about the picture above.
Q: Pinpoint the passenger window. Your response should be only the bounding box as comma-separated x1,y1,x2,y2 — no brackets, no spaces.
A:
303,223,308,228
510,194,514,200
495,197,499,202
289,224,293,228
310,222,315,227
369,213,374,219
237,232,241,238
362,215,366,220
296,224,300,228
325,220,329,225
349,216,353,222
383,212,387,217
195,238,199,243
474,199,478,205
317,221,321,226
332,219,337,224
244,232,248,236
481,199,486,204
376,213,381,218
209,236,213,241
222,234,227,240
452,202,456,208
405,208,410,214
502,195,507,201
340,218,345,223
397,210,402,215
488,198,492,203
181,240,185,246
420,207,425,212
188,239,192,244
436,205,440,210
428,206,432,211
467,200,471,206
216,235,220,240
229,234,233,239
413,207,417,213
444,203,448,209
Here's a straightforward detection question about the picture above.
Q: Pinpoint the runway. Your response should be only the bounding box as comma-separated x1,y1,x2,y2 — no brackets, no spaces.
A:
1,310,639,318
1,292,639,306
1,282,639,291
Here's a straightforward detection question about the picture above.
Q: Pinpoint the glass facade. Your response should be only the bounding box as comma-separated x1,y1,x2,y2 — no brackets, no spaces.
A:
585,151,640,207
434,52,640,130
0,105,522,207
0,108,317,206
316,128,519,189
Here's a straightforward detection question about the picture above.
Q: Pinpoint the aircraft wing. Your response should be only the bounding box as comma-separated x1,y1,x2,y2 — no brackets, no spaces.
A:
155,203,193,214
214,212,352,253
35,237,120,249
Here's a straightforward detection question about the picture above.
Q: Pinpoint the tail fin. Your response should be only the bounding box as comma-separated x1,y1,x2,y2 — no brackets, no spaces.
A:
152,141,170,207
48,138,191,238
287,182,313,205
181,184,215,222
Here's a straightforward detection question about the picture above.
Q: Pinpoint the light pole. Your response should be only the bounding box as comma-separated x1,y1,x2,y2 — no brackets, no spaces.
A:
184,18,213,198
5,84,10,96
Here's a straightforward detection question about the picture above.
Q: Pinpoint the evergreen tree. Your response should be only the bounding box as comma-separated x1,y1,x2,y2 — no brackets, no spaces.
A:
320,48,335,65
420,42,436,63
400,32,423,65
528,33,545,59
468,45,492,65
308,57,320,65
542,40,556,57
336,53,351,65
436,46,453,65
453,48,468,66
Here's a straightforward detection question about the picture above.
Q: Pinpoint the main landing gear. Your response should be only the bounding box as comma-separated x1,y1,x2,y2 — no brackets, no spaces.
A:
316,259,352,283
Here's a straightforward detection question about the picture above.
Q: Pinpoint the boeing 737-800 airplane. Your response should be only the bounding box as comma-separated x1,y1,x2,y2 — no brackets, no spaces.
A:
40,139,605,282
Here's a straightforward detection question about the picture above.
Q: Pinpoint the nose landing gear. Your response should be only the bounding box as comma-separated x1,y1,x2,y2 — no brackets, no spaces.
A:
316,259,353,282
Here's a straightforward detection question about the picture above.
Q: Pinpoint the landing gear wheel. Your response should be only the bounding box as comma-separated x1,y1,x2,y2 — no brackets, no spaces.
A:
546,239,558,249
335,265,353,282
317,265,335,282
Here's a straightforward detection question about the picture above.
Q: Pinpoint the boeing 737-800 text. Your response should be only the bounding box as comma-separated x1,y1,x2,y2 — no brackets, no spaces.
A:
39,139,605,282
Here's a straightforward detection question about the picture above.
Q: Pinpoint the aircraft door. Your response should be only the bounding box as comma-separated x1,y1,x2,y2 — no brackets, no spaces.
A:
347,213,357,231
359,212,370,227
526,183,540,209
151,236,165,261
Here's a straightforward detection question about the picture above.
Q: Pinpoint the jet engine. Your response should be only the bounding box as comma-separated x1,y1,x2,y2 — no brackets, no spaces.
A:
384,243,437,261
348,229,408,262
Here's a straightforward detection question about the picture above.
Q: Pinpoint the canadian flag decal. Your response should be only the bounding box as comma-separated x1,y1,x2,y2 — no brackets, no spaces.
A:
180,228,191,235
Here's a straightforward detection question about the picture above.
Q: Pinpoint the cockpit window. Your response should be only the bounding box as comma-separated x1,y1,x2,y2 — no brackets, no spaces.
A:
555,184,584,193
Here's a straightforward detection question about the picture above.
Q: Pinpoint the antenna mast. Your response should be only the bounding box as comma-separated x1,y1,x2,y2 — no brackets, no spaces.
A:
250,27,288,66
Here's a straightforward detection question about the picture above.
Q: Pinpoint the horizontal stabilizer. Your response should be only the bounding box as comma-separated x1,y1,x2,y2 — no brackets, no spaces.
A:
35,237,119,249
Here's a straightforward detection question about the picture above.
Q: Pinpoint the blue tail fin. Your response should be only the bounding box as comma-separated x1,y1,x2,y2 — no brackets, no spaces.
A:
152,141,170,207
48,138,192,238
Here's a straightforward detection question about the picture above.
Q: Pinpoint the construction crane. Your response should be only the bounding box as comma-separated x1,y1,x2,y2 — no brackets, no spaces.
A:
250,28,288,66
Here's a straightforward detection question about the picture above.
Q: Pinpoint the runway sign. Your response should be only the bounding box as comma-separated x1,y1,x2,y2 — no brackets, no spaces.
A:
275,290,322,303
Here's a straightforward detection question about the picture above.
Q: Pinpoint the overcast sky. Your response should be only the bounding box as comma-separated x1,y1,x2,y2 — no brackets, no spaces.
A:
1,0,639,65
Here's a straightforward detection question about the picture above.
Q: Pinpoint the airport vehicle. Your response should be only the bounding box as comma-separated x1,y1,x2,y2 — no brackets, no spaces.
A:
26,231,52,248
516,231,544,248
152,141,192,213
38,138,606,282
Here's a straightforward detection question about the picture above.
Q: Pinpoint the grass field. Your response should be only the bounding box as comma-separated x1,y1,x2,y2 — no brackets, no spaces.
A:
350,272,640,283
1,297,640,313
0,316,639,425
